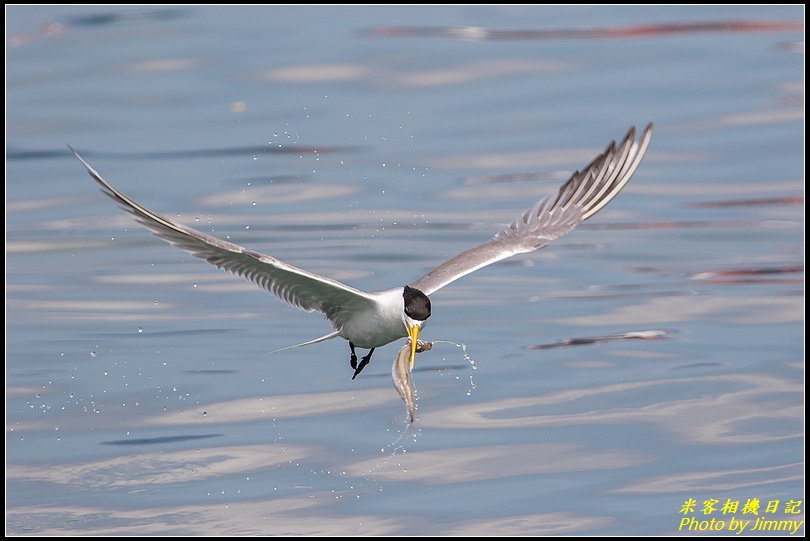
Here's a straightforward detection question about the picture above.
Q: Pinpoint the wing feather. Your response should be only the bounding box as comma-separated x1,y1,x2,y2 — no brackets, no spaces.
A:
70,146,378,330
409,123,653,295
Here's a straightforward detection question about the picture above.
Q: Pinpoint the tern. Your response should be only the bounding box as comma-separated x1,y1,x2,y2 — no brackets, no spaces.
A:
70,123,652,378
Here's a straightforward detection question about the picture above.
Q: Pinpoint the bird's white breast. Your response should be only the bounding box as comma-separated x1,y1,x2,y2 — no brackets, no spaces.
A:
338,287,408,348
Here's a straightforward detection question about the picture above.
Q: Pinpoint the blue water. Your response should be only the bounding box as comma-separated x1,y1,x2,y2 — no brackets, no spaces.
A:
6,5,804,535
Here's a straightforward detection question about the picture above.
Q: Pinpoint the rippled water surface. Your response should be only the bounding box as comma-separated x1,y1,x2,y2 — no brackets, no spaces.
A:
6,5,804,535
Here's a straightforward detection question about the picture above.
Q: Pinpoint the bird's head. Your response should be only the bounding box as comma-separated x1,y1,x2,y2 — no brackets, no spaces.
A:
403,285,431,370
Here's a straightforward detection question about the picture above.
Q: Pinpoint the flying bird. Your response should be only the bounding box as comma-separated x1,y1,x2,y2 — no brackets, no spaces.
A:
70,123,652,378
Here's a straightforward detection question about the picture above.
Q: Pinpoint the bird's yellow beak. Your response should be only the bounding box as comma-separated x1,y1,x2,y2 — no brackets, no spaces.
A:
407,322,420,371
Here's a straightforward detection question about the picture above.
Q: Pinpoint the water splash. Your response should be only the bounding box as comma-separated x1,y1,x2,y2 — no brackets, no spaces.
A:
354,417,420,482
357,340,478,483
430,339,478,396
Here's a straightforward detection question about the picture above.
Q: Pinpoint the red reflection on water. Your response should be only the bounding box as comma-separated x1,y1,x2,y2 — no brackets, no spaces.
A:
368,20,803,41
690,196,803,208
689,266,804,285
635,265,803,285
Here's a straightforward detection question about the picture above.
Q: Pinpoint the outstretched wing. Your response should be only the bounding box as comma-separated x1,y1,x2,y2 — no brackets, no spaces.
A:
71,146,378,329
409,123,652,296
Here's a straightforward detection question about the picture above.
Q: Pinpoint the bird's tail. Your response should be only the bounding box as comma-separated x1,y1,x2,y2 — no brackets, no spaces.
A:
268,331,340,354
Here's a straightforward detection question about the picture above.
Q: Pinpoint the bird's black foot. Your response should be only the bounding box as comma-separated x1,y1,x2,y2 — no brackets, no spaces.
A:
350,343,358,371
351,347,375,380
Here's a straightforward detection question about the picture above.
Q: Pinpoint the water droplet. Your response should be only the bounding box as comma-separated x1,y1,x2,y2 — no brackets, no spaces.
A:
252,155,258,161
90,351,97,358
137,327,143,333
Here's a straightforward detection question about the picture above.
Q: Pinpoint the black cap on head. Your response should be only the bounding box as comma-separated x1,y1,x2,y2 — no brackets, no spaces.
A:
403,285,431,321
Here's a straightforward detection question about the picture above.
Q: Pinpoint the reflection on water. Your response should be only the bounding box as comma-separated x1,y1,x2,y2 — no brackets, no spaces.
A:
6,4,803,536
365,20,804,41
260,59,573,89
528,329,669,350
5,497,404,536
347,442,648,483
145,389,399,426
101,433,222,445
7,444,312,488
421,372,803,444
614,462,804,494
7,144,352,161
561,295,802,326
